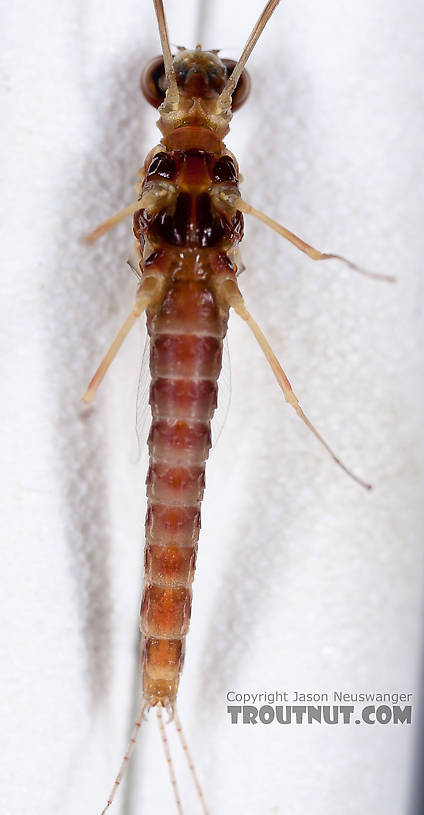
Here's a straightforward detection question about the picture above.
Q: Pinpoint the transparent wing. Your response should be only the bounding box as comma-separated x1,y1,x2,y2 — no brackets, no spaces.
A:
211,336,232,449
135,331,152,464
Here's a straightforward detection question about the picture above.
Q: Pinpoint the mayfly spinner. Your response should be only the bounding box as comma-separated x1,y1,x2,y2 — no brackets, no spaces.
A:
82,0,393,811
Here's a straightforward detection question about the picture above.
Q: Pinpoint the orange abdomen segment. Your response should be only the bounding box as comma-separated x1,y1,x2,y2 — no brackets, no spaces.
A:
145,544,197,587
150,334,223,379
142,637,184,704
150,282,222,335
145,504,201,547
141,585,192,638
146,463,205,505
148,419,212,466
150,377,217,420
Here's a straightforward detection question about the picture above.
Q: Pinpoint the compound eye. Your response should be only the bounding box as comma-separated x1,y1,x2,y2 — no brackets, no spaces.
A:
222,60,251,110
140,56,167,108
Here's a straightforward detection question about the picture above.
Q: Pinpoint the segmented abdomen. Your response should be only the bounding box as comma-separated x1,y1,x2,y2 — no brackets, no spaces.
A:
140,278,228,706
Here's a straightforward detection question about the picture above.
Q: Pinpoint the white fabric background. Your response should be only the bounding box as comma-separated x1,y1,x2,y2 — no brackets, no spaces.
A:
1,1,423,814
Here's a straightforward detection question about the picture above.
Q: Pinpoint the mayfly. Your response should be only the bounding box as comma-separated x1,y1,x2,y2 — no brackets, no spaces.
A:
82,0,393,811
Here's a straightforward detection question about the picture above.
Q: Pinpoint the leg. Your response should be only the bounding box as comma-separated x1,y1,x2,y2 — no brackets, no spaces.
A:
81,199,142,244
233,196,395,283
219,278,372,491
82,183,177,245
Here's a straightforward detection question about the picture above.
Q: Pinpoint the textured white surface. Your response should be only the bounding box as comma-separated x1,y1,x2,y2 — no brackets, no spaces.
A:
1,1,423,814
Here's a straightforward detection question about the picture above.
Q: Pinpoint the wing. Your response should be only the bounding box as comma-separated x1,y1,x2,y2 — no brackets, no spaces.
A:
211,336,231,449
134,331,152,465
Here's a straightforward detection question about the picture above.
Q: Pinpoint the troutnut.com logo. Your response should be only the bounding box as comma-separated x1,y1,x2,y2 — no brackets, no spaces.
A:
226,691,413,725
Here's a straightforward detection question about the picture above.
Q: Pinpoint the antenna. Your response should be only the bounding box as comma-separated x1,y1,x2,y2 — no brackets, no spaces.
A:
152,0,179,108
216,0,281,113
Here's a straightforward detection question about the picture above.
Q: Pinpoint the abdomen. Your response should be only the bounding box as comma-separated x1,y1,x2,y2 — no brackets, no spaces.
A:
140,278,228,707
